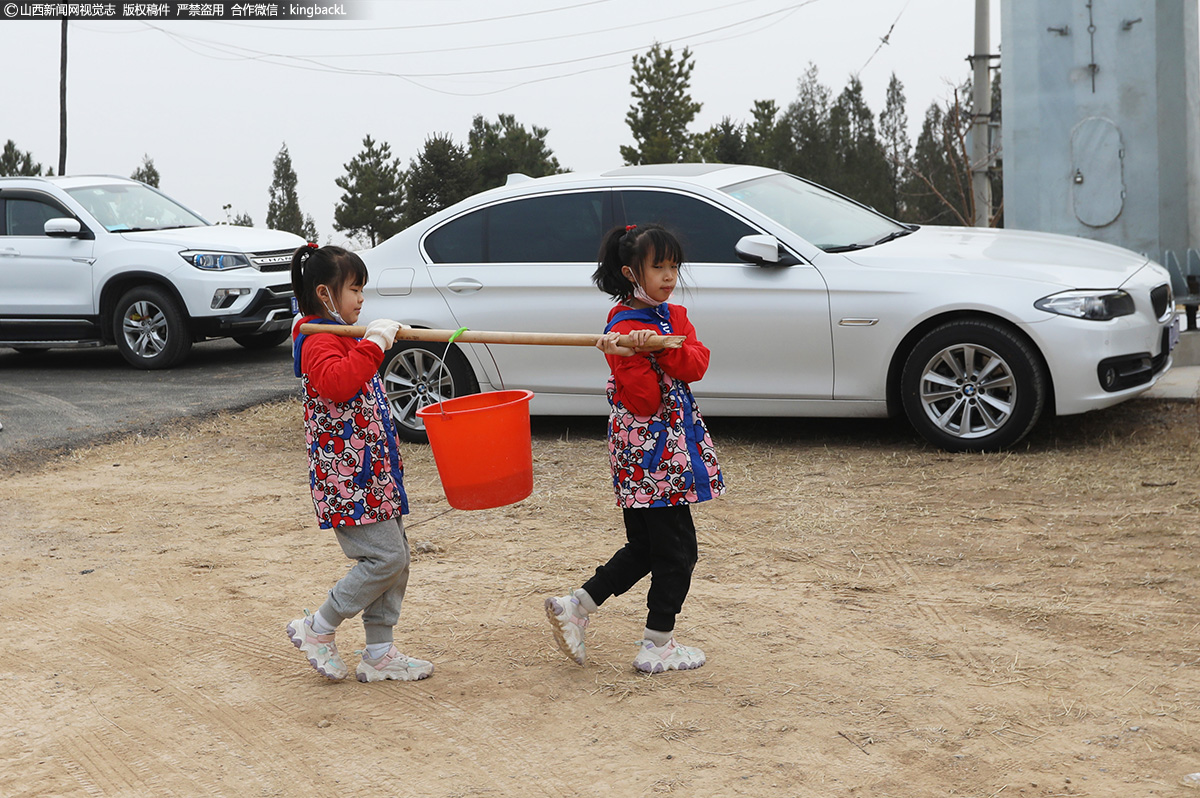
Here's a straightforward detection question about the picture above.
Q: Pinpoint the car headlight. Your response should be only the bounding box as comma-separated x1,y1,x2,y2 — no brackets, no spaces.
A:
1034,290,1135,320
182,251,252,271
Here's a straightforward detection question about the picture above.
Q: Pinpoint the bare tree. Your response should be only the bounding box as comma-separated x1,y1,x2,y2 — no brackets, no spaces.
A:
899,83,1002,227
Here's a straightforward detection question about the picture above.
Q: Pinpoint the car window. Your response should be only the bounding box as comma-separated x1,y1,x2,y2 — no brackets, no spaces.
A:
618,190,758,263
425,207,485,263
489,192,607,263
424,191,609,264
3,198,62,237
721,173,905,251
64,183,207,232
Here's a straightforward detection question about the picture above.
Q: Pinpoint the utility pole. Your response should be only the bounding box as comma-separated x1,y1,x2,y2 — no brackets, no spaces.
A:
971,0,992,226
59,20,67,176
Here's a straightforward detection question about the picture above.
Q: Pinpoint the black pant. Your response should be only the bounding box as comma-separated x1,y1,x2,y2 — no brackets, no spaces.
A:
582,505,698,633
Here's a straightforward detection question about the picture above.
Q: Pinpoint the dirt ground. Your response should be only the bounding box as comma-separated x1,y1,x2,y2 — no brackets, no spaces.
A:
1,397,1198,798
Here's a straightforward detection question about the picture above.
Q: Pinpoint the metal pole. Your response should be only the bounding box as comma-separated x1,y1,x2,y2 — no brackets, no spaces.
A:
972,0,992,226
58,20,67,176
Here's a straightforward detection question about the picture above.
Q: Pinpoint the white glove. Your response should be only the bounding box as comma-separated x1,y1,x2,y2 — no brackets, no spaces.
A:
363,319,401,353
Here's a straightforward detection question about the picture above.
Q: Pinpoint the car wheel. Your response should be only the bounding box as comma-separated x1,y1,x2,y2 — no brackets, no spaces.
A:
113,285,192,370
380,342,479,443
900,320,1046,452
233,329,291,349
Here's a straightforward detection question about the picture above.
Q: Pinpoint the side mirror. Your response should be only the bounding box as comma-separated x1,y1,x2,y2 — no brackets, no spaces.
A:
735,234,800,267
44,217,84,238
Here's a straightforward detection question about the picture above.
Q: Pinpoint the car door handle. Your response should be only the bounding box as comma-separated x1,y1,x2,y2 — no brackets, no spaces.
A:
446,278,483,294
0,247,19,257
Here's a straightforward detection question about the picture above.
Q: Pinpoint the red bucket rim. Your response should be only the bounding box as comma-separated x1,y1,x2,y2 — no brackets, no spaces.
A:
416,389,534,419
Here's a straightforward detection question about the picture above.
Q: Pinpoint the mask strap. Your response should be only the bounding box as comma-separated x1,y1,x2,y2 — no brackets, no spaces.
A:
317,286,345,324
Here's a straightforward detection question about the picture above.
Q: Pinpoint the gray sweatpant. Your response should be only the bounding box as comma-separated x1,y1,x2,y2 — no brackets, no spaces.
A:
318,516,410,646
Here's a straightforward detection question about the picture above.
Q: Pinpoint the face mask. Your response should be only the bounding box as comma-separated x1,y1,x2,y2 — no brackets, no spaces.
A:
625,269,671,307
632,281,670,307
319,288,346,324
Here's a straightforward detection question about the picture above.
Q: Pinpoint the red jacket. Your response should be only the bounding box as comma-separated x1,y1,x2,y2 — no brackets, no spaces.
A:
297,316,387,401
604,303,710,416
292,316,408,528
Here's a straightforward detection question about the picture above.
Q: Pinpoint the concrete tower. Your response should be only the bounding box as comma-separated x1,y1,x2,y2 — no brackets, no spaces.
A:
1001,0,1200,295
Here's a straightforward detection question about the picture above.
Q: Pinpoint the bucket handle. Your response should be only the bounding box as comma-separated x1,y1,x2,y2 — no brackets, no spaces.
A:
439,327,470,419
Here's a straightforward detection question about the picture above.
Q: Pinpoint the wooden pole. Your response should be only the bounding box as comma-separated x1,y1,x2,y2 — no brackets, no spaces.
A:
297,323,686,350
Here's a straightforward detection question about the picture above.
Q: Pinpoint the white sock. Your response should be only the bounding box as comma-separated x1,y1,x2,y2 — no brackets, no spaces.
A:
310,611,338,635
364,642,393,660
643,627,673,648
573,588,599,615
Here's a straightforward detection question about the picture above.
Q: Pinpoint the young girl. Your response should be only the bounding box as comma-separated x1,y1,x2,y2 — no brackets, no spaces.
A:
286,243,433,683
545,224,725,674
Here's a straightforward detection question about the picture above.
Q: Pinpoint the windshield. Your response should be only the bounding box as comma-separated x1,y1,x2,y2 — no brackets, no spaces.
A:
721,173,907,252
65,183,209,232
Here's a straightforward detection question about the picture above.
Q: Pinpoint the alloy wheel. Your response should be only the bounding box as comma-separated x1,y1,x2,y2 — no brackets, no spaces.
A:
917,342,1016,440
121,300,170,359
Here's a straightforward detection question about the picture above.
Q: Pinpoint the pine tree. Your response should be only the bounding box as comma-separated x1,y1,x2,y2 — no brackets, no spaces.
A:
222,204,254,227
878,74,911,219
266,143,318,241
403,134,475,228
333,135,405,247
620,43,702,165
696,117,746,164
0,140,44,176
131,154,160,187
745,100,789,169
467,114,563,192
827,75,891,212
780,64,834,185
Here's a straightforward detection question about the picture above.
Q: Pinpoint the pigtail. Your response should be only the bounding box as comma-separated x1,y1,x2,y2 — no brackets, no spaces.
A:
290,242,319,303
592,225,631,300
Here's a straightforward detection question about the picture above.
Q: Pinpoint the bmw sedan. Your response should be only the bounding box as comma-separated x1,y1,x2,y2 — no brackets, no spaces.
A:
359,164,1178,452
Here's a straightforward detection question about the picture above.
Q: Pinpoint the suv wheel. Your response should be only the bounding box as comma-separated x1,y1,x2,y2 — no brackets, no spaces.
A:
233,329,291,349
113,285,193,369
380,342,479,443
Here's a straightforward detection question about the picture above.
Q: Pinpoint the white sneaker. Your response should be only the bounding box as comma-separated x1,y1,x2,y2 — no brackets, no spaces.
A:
633,639,705,674
544,593,589,665
286,613,348,681
356,645,434,682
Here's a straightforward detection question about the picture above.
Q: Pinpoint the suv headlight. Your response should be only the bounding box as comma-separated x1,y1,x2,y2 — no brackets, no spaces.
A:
182,251,251,271
1035,290,1135,320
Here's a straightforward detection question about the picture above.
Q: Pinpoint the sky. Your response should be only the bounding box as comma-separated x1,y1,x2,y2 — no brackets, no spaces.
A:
2,0,1002,247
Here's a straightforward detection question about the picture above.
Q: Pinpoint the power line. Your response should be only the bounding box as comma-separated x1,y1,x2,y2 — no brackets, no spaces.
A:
218,0,770,59
87,0,777,60
411,5,816,97
212,0,616,33
858,0,911,74
140,1,818,80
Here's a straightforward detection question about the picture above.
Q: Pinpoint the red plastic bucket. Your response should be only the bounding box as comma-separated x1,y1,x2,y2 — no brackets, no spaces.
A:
416,389,534,510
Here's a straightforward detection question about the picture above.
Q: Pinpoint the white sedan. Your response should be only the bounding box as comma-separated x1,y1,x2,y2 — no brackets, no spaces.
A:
360,164,1177,452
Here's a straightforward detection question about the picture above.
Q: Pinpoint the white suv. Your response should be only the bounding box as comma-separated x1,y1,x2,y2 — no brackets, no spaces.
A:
0,175,305,368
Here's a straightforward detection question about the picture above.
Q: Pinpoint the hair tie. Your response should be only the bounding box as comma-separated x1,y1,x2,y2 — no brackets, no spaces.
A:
625,224,637,233
306,242,318,249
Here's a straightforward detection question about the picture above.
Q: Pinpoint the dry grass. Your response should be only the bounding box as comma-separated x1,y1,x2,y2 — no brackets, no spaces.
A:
1,396,1198,797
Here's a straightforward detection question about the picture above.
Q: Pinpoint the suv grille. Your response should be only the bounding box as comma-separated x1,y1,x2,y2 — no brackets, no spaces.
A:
1150,283,1172,320
250,248,296,272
